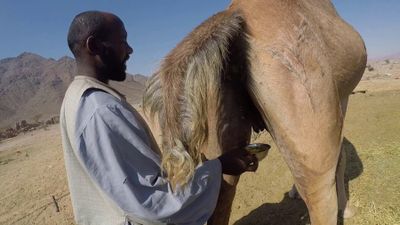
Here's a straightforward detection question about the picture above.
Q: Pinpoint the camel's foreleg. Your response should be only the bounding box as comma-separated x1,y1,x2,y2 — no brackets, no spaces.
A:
207,175,240,225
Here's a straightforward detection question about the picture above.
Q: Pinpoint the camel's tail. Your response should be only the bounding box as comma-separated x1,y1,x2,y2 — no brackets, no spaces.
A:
143,11,246,187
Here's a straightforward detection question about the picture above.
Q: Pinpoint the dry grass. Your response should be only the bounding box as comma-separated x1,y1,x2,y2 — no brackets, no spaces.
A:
0,126,74,225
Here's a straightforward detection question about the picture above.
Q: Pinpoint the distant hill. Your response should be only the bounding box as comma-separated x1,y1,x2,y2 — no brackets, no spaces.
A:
369,52,400,62
364,57,400,80
0,52,148,129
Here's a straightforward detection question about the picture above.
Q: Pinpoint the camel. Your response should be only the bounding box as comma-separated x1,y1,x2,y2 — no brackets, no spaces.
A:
143,0,367,224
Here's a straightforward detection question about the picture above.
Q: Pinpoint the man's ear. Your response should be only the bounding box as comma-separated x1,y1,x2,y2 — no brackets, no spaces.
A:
85,36,104,55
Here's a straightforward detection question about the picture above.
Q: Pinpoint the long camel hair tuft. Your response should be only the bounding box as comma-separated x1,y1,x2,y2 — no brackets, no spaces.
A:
143,11,246,188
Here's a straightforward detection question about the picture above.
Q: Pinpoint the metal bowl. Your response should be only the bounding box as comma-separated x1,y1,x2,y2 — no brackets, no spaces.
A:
245,143,271,161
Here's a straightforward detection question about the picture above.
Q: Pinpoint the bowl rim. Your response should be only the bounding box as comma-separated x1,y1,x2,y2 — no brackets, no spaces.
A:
245,143,271,151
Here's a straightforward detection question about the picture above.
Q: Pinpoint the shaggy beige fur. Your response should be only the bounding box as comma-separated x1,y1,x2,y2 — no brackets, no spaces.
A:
143,11,245,187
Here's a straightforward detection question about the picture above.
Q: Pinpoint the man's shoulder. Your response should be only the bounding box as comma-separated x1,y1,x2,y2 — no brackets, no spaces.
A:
77,88,126,124
76,88,129,134
82,88,123,108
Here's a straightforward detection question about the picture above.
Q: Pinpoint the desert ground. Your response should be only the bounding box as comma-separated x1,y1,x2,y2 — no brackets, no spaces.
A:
1,79,399,225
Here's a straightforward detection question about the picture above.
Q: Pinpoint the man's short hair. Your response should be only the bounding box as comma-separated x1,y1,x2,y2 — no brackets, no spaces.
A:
67,11,113,57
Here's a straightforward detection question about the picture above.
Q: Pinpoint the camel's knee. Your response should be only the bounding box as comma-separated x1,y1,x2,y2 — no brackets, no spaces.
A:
295,169,336,201
301,180,337,209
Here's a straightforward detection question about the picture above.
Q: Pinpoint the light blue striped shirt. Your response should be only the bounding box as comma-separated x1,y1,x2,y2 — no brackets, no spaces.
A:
74,89,222,225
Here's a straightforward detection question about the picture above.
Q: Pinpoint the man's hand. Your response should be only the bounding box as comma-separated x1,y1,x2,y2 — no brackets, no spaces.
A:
217,148,259,176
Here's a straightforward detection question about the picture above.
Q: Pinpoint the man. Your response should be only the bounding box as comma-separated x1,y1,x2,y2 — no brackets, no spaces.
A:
60,11,258,225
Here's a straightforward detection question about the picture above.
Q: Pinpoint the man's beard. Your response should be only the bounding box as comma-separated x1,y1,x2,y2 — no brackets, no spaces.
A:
101,48,126,81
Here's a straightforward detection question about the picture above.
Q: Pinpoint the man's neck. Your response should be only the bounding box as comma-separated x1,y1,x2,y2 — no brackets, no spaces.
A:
76,62,109,84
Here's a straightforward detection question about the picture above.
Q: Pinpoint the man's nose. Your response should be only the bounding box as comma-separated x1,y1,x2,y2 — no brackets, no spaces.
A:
127,44,133,55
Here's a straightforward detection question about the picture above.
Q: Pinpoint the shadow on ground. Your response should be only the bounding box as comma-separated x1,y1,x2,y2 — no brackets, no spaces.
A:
343,137,364,197
337,137,364,225
234,192,309,225
234,137,363,225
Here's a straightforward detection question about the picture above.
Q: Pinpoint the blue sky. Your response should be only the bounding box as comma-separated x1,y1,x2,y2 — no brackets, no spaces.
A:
0,0,399,75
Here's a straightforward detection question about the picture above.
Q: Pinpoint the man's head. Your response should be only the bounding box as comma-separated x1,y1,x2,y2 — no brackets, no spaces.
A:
67,11,133,82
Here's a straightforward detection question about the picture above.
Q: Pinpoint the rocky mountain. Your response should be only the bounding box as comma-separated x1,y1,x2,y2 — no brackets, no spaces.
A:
0,52,148,129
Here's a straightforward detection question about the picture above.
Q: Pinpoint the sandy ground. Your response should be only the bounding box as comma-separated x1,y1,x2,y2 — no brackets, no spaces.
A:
0,79,399,225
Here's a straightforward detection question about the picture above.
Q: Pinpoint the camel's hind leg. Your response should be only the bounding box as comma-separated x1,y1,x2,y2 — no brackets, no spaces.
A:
248,62,347,224
255,97,343,225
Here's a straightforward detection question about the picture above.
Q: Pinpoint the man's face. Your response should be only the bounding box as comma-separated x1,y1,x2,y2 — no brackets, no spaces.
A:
101,21,133,81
